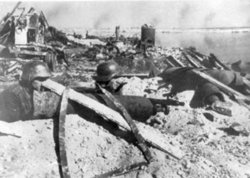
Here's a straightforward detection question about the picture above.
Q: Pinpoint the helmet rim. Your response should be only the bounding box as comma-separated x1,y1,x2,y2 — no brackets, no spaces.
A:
94,61,120,82
93,72,118,82
21,61,51,83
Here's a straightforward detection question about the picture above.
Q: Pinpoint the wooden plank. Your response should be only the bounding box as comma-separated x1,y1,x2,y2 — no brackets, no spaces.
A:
160,56,175,67
0,57,27,61
41,79,184,160
167,55,185,67
186,49,204,63
16,43,54,50
58,88,71,178
182,52,201,68
98,85,153,162
40,11,49,27
17,50,47,56
209,53,230,70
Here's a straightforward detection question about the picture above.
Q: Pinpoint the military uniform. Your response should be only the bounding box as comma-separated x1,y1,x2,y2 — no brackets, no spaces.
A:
0,61,169,123
159,67,250,108
93,61,127,94
0,82,33,122
0,81,159,123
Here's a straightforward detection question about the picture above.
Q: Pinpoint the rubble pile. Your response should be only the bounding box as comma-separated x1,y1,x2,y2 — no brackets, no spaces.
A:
1,94,249,177
0,3,250,178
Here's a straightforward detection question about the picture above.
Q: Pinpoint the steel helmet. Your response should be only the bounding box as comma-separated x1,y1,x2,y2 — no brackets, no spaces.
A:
93,61,120,82
21,61,51,84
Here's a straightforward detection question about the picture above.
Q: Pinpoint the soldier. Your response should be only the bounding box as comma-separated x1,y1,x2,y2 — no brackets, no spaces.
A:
92,61,127,94
0,61,52,122
0,61,173,123
159,67,250,115
92,60,160,94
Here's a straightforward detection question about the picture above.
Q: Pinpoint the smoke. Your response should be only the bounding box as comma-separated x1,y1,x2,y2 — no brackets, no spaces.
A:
45,4,68,22
150,17,161,27
178,3,193,28
203,12,216,28
1,1,250,29
180,3,191,20
93,12,112,29
203,36,216,48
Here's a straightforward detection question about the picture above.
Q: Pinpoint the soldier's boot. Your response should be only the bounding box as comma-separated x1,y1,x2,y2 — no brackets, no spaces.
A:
210,100,233,116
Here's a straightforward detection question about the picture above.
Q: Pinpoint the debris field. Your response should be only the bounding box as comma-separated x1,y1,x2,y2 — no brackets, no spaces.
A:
0,3,250,178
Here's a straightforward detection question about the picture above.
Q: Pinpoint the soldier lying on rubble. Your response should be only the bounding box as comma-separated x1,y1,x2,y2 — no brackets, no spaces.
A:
0,61,178,125
158,67,250,116
92,61,127,94
91,60,160,94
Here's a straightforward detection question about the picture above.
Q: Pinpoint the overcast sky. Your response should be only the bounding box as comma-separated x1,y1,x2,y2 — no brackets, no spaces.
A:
1,0,250,29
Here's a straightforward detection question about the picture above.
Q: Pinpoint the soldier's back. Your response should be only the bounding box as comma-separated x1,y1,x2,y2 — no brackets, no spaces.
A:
0,83,33,122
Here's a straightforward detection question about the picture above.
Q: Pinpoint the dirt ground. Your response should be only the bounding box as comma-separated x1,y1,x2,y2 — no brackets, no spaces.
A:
0,45,250,178
0,76,250,178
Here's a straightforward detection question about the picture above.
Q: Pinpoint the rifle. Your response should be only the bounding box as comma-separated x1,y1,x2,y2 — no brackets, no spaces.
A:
150,97,184,106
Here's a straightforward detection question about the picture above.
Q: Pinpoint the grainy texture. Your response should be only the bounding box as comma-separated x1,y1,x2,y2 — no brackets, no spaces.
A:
0,34,250,178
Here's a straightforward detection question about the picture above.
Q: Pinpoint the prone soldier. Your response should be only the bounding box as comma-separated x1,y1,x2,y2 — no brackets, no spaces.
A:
158,67,250,116
0,61,182,124
92,61,127,94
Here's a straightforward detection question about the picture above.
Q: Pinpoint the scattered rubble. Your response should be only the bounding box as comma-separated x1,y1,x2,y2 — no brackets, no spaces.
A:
0,2,250,178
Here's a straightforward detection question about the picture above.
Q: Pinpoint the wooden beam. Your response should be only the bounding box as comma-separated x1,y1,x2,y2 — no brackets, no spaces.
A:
167,55,185,67
209,53,230,70
182,52,201,68
17,50,47,56
42,79,184,160
98,85,153,162
186,49,204,63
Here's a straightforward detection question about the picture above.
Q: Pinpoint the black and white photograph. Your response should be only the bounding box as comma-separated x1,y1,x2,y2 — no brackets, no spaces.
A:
0,0,250,177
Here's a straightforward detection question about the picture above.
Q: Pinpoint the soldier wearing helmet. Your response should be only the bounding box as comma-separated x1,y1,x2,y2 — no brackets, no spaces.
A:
20,61,51,91
0,61,52,122
93,61,127,93
0,61,176,124
0,60,131,122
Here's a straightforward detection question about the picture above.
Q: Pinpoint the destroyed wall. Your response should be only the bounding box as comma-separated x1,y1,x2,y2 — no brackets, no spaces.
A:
15,12,46,45
0,3,250,178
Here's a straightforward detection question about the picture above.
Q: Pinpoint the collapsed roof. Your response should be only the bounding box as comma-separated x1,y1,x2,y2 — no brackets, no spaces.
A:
0,1,49,46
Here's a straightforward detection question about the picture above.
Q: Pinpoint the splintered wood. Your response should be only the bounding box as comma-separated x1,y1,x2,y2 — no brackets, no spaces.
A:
42,79,184,160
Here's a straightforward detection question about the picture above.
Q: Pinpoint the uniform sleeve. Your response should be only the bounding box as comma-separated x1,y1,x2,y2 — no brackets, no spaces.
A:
1,90,23,122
